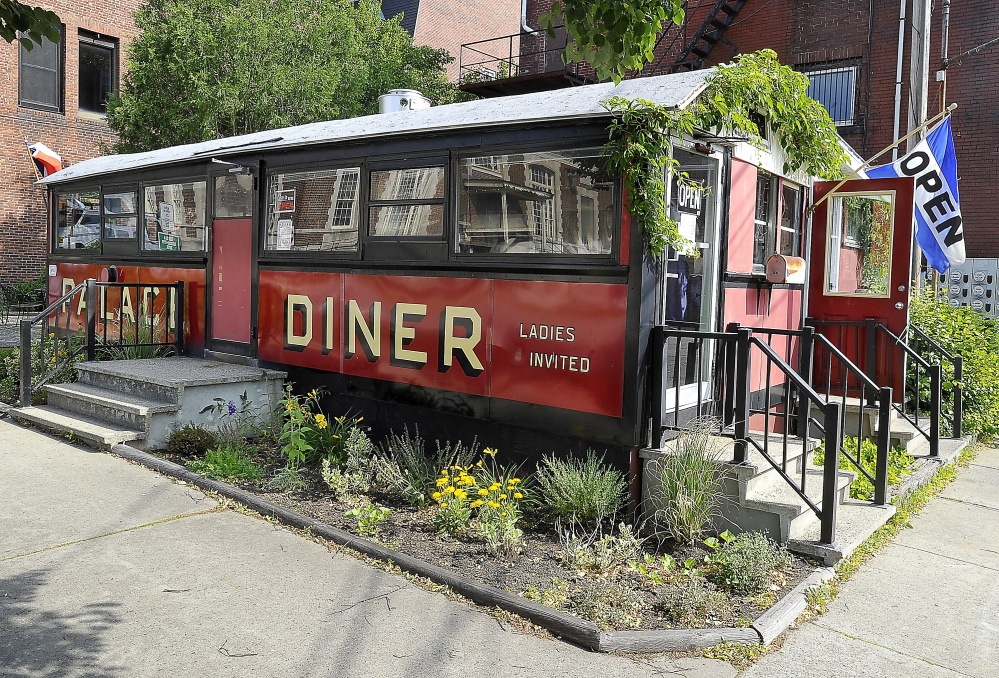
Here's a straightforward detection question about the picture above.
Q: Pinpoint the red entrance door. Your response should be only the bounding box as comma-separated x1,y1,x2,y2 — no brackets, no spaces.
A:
808,177,915,397
211,218,253,344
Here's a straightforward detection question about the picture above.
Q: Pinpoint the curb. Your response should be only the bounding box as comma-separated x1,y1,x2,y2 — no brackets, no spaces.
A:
111,442,832,653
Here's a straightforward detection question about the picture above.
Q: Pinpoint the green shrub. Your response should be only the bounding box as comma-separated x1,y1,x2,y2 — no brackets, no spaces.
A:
911,289,999,440
535,450,626,526
278,385,364,467
813,436,912,499
705,531,792,595
373,428,477,506
647,423,724,544
166,424,220,457
559,523,643,574
188,443,264,483
660,576,733,627
569,580,644,630
265,466,311,493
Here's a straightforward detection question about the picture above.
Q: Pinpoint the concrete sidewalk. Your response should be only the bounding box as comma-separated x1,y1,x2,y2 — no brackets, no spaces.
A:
744,447,999,678
0,418,732,678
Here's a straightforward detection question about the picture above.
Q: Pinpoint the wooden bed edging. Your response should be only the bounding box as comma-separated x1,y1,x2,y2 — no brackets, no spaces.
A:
111,443,833,654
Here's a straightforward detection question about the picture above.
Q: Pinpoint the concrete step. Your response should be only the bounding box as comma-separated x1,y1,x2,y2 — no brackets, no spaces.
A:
788,499,897,565
742,465,854,541
720,433,820,496
12,405,144,449
45,382,179,431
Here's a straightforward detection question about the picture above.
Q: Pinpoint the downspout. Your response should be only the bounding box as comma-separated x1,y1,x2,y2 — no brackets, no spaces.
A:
891,0,907,160
940,0,950,108
521,0,533,33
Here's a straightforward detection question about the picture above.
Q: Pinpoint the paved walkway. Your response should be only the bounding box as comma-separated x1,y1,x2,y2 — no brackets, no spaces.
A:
0,418,731,678
744,447,999,678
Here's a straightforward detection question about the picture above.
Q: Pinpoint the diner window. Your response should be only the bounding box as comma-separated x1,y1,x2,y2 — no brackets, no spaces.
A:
753,171,774,266
368,167,445,237
142,181,207,251
214,174,253,218
264,168,360,251
779,184,802,256
458,148,614,256
55,190,100,250
78,31,117,115
103,190,137,239
19,27,63,112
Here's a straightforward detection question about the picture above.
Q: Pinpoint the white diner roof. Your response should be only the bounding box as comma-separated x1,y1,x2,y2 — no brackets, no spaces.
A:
39,69,712,185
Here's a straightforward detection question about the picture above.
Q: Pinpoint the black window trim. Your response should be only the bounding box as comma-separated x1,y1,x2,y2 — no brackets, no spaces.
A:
77,29,119,117
19,24,65,113
366,158,448,242
138,176,210,259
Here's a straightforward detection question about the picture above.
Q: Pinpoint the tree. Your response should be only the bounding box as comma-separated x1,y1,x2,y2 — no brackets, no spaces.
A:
107,0,463,153
539,0,685,83
0,0,60,50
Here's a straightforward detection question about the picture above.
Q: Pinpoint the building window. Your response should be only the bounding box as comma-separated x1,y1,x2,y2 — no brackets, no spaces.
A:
754,172,804,268
78,31,117,115
804,65,858,126
779,184,802,256
19,27,63,112
458,148,614,256
142,181,207,251
264,168,360,251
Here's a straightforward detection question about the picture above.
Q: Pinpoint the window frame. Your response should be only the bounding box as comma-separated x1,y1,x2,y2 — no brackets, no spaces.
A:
801,62,861,127
366,158,448,241
19,24,64,113
139,177,209,256
752,171,804,272
77,30,118,117
454,145,619,263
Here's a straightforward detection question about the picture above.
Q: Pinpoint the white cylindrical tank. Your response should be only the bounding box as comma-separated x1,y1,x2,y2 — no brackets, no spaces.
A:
378,89,431,114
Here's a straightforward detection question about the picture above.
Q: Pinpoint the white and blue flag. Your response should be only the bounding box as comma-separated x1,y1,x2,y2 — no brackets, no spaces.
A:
867,117,965,273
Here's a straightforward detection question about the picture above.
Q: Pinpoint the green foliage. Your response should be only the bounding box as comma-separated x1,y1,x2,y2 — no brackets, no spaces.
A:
265,466,311,493
373,428,478,506
813,436,912,500
646,425,724,544
279,386,362,468
534,450,626,527
0,1,61,50
539,0,684,83
603,50,848,256
320,427,377,499
704,531,792,595
659,575,733,627
910,289,999,440
166,424,220,458
107,0,462,153
699,641,769,671
523,577,572,609
344,504,392,535
0,334,84,406
569,580,644,630
559,523,643,574
188,442,265,483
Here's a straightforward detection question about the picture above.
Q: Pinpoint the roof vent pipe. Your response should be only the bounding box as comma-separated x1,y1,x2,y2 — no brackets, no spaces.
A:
378,89,431,114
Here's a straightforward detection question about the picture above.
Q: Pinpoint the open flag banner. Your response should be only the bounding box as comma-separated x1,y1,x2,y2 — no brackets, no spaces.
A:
867,117,965,273
26,141,62,178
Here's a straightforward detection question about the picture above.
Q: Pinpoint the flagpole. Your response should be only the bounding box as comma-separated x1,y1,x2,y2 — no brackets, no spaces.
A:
23,137,43,183
807,103,958,216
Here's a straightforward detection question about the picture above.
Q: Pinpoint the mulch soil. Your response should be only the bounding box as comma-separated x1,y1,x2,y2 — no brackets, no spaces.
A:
159,452,819,633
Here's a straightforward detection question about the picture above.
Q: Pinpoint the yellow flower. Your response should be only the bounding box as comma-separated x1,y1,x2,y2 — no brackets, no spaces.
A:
440,502,448,508
436,478,449,487
514,492,523,499
510,478,522,484
470,500,483,508
315,414,326,424
490,483,502,491
443,486,454,494
308,389,318,398
488,501,500,508
357,417,364,422
317,420,328,429
501,511,508,516
499,494,507,500
477,489,489,496
483,447,497,456
331,434,339,438
432,492,442,500
475,460,483,467
454,489,467,500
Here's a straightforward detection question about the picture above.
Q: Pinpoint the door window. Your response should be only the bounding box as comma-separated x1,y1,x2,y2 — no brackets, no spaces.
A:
825,192,894,297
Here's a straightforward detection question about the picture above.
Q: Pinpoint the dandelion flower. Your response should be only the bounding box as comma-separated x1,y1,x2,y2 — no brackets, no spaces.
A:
514,492,523,499
470,500,483,508
477,489,488,496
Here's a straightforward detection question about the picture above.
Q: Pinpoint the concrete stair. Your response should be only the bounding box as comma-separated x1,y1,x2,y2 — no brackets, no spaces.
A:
11,357,286,450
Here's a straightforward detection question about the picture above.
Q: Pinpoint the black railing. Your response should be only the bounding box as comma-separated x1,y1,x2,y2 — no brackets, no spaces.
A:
458,28,591,85
806,318,956,457
651,325,846,544
19,278,184,406
907,324,963,438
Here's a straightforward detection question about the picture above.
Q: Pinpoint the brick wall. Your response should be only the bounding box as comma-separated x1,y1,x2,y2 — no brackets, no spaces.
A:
414,0,521,81
0,0,140,283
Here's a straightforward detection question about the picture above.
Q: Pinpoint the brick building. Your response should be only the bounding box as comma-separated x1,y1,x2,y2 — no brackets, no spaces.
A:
382,0,521,80
0,1,140,283
464,0,999,258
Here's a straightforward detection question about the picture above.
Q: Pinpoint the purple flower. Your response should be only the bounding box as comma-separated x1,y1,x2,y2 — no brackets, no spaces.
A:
227,400,237,416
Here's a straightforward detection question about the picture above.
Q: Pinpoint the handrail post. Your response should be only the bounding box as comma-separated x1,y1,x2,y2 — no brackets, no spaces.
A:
820,401,842,546
19,318,32,406
733,327,753,465
864,318,878,384
874,387,892,506
650,326,665,448
173,281,185,356
797,322,815,439
929,364,942,457
85,279,97,362
953,355,963,438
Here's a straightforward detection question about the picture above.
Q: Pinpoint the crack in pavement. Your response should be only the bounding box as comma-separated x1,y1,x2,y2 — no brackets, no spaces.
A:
810,622,982,677
890,541,999,573
938,495,999,512
0,508,221,563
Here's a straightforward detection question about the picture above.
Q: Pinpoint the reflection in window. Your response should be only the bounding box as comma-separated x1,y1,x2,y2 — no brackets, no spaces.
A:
103,190,137,239
56,190,100,250
214,174,253,218
143,181,206,251
753,171,773,265
264,168,359,251
368,167,445,237
826,193,893,296
458,148,614,255
779,184,802,256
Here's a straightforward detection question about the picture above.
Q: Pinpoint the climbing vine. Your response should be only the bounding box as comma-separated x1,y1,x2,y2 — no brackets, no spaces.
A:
603,50,849,256
539,0,685,84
